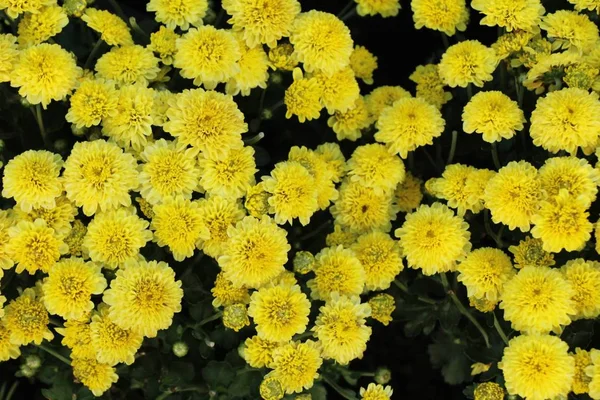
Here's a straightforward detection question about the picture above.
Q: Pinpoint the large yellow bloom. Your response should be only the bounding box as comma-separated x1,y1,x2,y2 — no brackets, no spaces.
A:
81,8,133,46
351,231,403,291
226,34,269,96
438,40,497,88
7,219,67,274
56,318,95,359
365,85,411,120
350,46,378,85
308,245,365,300
457,248,515,302
315,67,360,114
271,340,323,394
3,288,53,345
500,334,574,400
284,68,323,123
95,45,159,86
540,10,599,53
328,96,372,141
356,0,400,17
0,34,18,83
539,156,600,208
72,357,119,397
411,0,468,36
462,91,525,143
103,259,183,337
561,259,600,320
66,78,117,128
241,335,281,368
17,5,68,47
198,146,257,200
471,0,544,32
147,0,208,30
347,143,405,195
90,304,143,365
197,195,246,259
395,202,471,276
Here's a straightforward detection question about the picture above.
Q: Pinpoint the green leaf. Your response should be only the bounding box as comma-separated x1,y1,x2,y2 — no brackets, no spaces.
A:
201,361,235,388
228,370,262,398
162,362,195,387
428,335,472,386
308,383,328,400
41,371,74,400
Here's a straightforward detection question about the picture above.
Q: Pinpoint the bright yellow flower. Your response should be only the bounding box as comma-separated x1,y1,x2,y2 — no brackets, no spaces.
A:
438,40,497,88
55,319,95,359
462,91,525,143
211,271,250,308
288,146,338,210
328,97,371,142
226,34,269,96
197,195,246,258
81,8,132,46
315,142,346,183
351,231,403,291
471,0,544,32
0,0,53,19
95,45,159,86
561,259,600,320
17,5,68,47
348,144,405,195
66,78,117,128
222,303,250,331
244,181,270,218
539,156,600,208
508,236,555,269
410,64,453,109
368,293,395,326
90,304,143,365
350,45,377,84
268,43,298,71
241,335,281,368
572,348,592,394
569,0,600,13
315,67,360,114
360,383,393,400
148,26,179,65
586,349,600,398
365,85,411,120
0,34,18,82
395,172,423,213
430,164,484,216
198,146,257,199
457,248,515,302
271,340,323,394
284,68,323,123
411,0,469,36
147,0,208,30
3,288,53,345
72,357,119,397
326,224,358,248
540,10,599,53
308,245,365,300
7,219,67,274
0,324,20,362
356,0,400,17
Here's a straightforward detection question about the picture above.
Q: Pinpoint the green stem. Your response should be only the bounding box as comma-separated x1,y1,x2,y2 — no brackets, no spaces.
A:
0,381,7,400
440,32,450,49
484,209,503,248
466,83,474,100
493,312,510,346
49,318,63,327
5,382,17,400
322,376,358,400
194,312,223,328
298,220,331,241
243,132,264,145
408,152,415,172
38,344,71,366
293,331,314,341
156,386,207,400
340,8,357,21
514,75,524,108
446,130,457,165
337,0,355,17
84,39,105,70
393,280,437,305
33,104,50,149
213,9,225,27
441,273,491,349
491,142,501,170
107,0,127,22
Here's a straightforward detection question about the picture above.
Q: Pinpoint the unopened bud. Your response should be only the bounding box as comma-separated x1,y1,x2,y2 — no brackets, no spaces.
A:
375,367,392,385
172,341,189,358
25,355,42,369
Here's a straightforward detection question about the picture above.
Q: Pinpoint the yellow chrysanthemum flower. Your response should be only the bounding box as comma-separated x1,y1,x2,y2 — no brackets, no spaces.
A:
572,348,592,394
198,146,257,199
326,224,358,248
539,156,600,208
164,88,247,159
586,349,600,398
0,324,20,362
91,304,143,365
365,85,411,120
7,219,67,274
471,0,544,32
262,161,319,226
500,266,575,333
530,88,600,155
315,67,360,114
260,375,284,400
63,140,139,216
564,62,600,91
351,231,403,291
284,68,323,123
197,195,246,258
148,26,179,65
151,196,207,261
0,0,53,19
81,8,132,46
147,0,207,30
396,202,471,276
226,35,269,96
457,248,515,302
42,258,106,320
499,334,574,400
561,259,600,320
308,245,365,300
395,172,423,213
151,89,176,128
288,146,338,210
540,10,599,53
271,340,323,394
0,34,18,82
10,43,81,108
17,5,68,47
95,45,159,86
368,293,395,326
313,294,371,365
244,181,270,218
569,0,600,13
462,91,525,143
223,303,250,331
347,144,405,195
268,43,298,71
174,26,240,89
2,150,63,212
360,383,393,400
411,0,469,36
438,40,497,88
315,142,346,183
356,0,400,17
350,45,377,84
103,259,183,338
241,335,281,368
248,284,310,342
211,271,250,308
484,161,542,232
56,319,95,359
508,236,555,269
327,97,372,142
3,288,53,345
72,357,119,397
375,96,445,159
492,30,534,60
0,211,13,273
410,64,453,109
218,216,290,288
290,11,353,76
66,78,117,128
429,164,483,216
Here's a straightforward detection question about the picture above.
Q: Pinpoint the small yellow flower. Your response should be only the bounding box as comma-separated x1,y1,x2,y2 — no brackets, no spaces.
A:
241,335,281,368
147,0,207,30
285,68,323,123
308,246,365,300
17,5,68,47
148,26,179,65
368,294,395,326
462,91,525,143
352,231,403,291
438,40,497,88
271,340,323,394
0,34,18,83
356,0,400,18
350,45,377,84
360,383,393,400
223,303,250,331
572,348,592,394
198,146,257,200
95,45,160,86
3,288,53,345
90,304,143,365
411,0,469,36
211,272,250,308
72,357,119,397
66,78,117,128
81,8,133,46
508,236,555,269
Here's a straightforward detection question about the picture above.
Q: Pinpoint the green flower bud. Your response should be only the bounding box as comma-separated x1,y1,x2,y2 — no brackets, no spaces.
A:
172,341,189,358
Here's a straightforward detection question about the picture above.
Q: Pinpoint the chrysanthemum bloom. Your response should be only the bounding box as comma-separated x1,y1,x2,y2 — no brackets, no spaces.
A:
226,35,269,96
103,259,183,337
248,284,310,342
290,11,353,76
308,246,365,300
17,5,68,47
259,375,284,400
523,51,581,93
395,202,471,276
222,303,250,331
147,0,208,30
530,88,600,155
508,237,555,269
368,293,395,326
284,68,323,123
139,139,200,205
330,179,396,233
438,41,497,88
83,208,152,269
315,142,346,183
571,348,592,395
540,11,599,53
586,349,600,398
462,91,525,143
164,88,247,159
102,85,155,151
499,334,574,400
261,161,319,226
539,157,600,208
218,216,290,288
3,288,53,345
148,26,179,65
411,0,469,36
0,211,13,274
0,324,20,362
431,164,486,216
483,161,542,232
328,97,371,141
7,219,67,274
95,45,159,86
55,318,96,359
410,64,452,109
288,146,338,210
350,46,377,85
66,78,117,128
2,150,63,212
223,0,300,48
356,0,400,17
10,43,81,108
457,248,515,302
326,224,358,248
268,43,298,71
211,271,250,308
531,190,592,253
0,0,53,19
271,340,323,394
313,294,371,365
315,67,360,114
561,259,600,320
569,0,600,13
241,335,281,368
471,0,544,32
63,140,139,216
198,146,257,200
42,258,107,320
174,26,240,89
492,30,535,60
90,304,143,365
360,383,393,400
375,97,445,159
149,89,175,128
72,357,119,397
395,173,423,213
197,195,245,258
244,182,270,218
500,266,575,333
81,8,133,46
365,85,411,120
293,251,315,275
351,232,403,291
64,219,87,258
564,62,600,91
0,34,18,82
17,197,74,238
151,196,207,261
